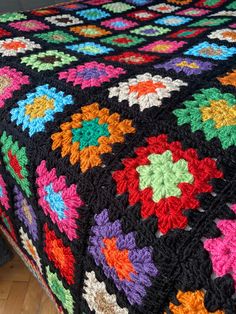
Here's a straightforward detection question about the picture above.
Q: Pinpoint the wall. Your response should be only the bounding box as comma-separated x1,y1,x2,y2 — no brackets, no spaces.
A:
0,1,71,13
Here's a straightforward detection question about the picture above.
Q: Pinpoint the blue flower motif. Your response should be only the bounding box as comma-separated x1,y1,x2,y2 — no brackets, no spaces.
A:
126,0,154,5
155,15,192,26
184,41,236,60
66,42,113,56
10,84,73,137
76,8,110,20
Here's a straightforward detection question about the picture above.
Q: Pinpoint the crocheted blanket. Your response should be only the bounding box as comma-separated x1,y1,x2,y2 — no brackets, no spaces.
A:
0,0,235,313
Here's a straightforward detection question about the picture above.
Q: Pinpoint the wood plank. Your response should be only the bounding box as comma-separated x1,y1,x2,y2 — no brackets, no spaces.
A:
0,256,30,282
38,293,59,314
20,275,43,314
0,300,5,314
3,281,28,314
0,281,12,300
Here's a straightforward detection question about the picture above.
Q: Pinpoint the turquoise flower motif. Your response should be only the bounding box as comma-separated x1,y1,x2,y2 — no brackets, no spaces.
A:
155,15,192,26
10,84,73,137
77,8,110,20
66,42,113,56
185,41,236,60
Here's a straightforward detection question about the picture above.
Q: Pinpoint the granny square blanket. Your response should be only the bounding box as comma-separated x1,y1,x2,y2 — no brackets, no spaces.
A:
0,0,236,313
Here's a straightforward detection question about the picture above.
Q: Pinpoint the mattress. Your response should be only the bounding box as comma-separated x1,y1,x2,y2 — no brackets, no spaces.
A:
0,0,235,313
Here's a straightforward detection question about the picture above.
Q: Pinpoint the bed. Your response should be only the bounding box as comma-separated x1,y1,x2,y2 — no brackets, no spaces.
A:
0,0,235,313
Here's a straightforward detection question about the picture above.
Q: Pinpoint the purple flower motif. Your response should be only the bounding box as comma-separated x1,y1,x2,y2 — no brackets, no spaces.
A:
154,57,215,75
13,186,38,241
88,209,158,305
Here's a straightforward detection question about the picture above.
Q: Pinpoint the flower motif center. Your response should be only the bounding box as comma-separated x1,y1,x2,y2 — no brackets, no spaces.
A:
102,237,136,281
200,47,222,56
136,151,193,202
25,95,55,120
8,150,24,179
222,30,236,40
129,80,166,97
22,198,33,224
153,43,170,52
26,240,37,259
72,118,110,150
24,21,37,28
95,292,115,313
3,40,26,50
78,67,108,79
38,55,61,63
44,183,67,220
0,75,11,94
200,99,236,128
176,60,199,69
114,37,131,44
112,21,126,27
52,34,65,40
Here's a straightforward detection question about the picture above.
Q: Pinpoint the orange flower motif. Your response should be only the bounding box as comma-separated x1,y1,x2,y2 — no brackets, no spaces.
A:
70,25,111,38
51,103,135,172
168,290,224,314
218,69,236,88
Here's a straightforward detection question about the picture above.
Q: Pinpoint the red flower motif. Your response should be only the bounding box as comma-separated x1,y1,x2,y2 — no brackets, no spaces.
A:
31,9,59,16
44,224,75,285
127,10,159,21
104,51,159,64
0,28,11,38
113,134,223,234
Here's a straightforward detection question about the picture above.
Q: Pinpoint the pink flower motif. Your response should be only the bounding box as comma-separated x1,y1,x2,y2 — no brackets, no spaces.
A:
101,17,137,30
36,160,84,240
0,66,29,108
204,204,236,288
0,174,10,210
9,20,49,32
58,61,126,89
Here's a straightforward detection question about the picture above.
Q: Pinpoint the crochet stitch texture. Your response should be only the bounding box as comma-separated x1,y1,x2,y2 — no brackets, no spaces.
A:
0,0,235,314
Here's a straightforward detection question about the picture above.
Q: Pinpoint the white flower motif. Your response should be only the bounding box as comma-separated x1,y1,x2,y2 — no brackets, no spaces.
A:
19,227,42,273
210,10,236,17
148,3,179,13
108,73,187,111
83,271,128,314
45,14,83,26
208,28,236,43
0,37,41,56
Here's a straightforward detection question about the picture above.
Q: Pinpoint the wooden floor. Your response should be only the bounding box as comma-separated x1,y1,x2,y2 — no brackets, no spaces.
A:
0,254,58,314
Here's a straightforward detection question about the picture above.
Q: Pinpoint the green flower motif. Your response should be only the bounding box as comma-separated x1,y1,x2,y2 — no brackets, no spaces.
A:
131,25,170,37
0,12,26,22
174,88,236,149
46,266,74,314
101,34,145,47
102,2,134,13
136,151,193,202
21,50,77,71
34,30,77,44
227,1,236,9
189,18,230,27
0,131,31,197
